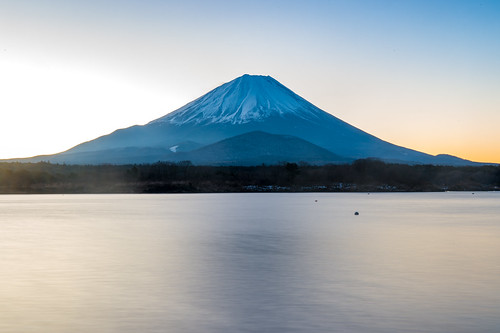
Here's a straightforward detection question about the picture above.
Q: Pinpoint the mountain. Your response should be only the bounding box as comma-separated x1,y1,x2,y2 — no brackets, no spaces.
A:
4,74,487,166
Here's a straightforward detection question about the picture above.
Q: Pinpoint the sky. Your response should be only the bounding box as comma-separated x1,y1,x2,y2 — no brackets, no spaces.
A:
1,0,499,163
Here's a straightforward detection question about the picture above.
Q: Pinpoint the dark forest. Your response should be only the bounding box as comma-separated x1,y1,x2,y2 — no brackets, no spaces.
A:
0,159,498,194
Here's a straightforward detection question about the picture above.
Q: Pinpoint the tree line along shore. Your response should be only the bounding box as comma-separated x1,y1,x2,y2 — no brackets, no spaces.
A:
0,160,499,194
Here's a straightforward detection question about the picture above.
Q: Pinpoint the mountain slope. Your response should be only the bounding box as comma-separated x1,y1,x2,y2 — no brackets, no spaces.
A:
7,147,174,165
8,132,351,165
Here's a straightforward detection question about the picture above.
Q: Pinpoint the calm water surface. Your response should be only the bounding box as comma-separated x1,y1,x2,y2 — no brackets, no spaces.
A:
0,192,499,332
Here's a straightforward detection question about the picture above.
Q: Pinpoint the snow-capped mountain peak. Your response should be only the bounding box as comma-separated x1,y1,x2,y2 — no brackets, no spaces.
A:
150,74,326,125
8,74,484,166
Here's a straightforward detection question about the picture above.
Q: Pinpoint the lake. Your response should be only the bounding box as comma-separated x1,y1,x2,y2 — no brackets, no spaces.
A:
1,192,499,332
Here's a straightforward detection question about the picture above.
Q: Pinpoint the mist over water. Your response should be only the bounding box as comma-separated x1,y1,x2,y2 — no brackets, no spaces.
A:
1,193,499,332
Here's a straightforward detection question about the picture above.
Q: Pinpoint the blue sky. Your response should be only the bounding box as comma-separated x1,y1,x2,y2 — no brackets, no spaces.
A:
1,0,499,162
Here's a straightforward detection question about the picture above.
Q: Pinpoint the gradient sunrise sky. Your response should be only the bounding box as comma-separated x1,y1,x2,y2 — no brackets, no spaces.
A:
1,0,499,163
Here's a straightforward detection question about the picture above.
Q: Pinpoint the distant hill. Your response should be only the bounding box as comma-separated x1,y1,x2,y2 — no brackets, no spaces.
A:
174,131,352,166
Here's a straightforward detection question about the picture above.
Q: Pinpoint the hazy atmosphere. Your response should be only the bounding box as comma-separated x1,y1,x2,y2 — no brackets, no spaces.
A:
1,0,499,163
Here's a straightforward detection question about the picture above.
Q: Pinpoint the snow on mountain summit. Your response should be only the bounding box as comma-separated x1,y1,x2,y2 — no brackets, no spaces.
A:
150,74,327,125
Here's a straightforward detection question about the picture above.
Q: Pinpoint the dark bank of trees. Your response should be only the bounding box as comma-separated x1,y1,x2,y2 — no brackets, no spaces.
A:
0,160,499,194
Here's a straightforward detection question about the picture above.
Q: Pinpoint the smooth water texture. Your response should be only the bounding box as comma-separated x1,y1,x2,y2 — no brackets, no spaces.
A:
1,193,499,333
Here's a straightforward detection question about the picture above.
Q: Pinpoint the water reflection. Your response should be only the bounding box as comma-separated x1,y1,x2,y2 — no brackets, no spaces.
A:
205,231,308,332
0,193,499,332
